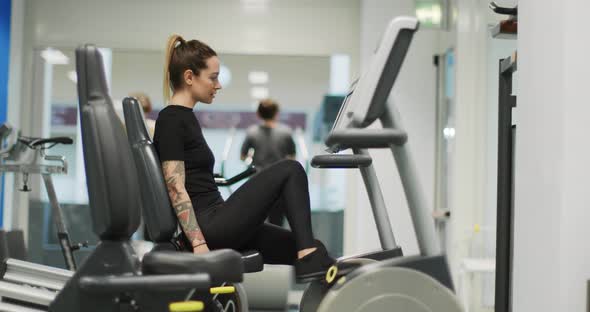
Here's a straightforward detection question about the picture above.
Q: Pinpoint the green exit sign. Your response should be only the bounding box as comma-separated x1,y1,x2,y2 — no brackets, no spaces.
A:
415,0,446,29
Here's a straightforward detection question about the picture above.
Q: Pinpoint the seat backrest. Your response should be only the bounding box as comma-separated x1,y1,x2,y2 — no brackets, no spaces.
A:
122,97,177,242
75,44,141,240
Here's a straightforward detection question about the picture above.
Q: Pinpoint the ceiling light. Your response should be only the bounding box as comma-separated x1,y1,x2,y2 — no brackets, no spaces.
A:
219,65,232,88
41,48,69,65
443,127,455,139
241,0,269,13
67,70,77,84
250,87,269,100
248,71,269,84
415,2,443,27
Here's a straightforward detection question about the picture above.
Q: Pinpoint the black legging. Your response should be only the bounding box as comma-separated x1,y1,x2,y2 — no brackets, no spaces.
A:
266,199,285,226
198,159,315,265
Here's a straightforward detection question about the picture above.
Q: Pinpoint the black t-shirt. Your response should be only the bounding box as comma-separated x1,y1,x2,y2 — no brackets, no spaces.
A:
153,105,223,213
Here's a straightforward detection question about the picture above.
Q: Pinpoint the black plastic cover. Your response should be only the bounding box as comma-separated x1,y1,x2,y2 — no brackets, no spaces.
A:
311,154,372,169
241,250,264,273
79,273,211,293
326,129,407,151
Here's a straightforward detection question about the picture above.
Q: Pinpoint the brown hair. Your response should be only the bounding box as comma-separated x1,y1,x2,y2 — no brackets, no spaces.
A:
257,98,279,120
129,92,152,113
163,34,217,101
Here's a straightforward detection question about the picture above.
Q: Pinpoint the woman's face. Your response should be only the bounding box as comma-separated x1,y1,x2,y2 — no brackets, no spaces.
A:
185,56,222,104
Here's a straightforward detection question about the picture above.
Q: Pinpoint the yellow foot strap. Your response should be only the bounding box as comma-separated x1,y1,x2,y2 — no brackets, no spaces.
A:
210,286,236,294
169,301,204,312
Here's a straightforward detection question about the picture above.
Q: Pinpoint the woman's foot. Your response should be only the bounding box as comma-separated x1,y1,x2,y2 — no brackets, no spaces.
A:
294,241,335,283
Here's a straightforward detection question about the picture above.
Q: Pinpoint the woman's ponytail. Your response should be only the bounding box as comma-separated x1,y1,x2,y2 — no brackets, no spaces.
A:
163,34,184,102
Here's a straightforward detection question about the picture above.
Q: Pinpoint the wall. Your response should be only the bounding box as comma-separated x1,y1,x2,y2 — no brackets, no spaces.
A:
513,0,590,311
111,52,331,110
48,49,331,111
560,1,590,308
25,0,359,59
7,0,361,231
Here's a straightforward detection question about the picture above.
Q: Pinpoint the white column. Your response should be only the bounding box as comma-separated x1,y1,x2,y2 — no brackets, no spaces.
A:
449,0,489,287
514,0,590,311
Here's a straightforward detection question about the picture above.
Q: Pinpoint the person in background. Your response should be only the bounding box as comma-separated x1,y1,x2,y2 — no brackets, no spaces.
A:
240,98,296,226
129,92,156,138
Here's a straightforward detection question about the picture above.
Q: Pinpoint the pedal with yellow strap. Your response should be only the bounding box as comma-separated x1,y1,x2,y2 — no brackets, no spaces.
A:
324,260,367,286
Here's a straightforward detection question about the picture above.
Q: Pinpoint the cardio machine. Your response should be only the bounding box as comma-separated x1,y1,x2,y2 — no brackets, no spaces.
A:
0,123,87,270
0,124,91,311
300,16,463,312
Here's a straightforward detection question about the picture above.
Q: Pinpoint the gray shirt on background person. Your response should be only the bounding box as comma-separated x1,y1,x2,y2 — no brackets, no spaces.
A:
240,124,296,170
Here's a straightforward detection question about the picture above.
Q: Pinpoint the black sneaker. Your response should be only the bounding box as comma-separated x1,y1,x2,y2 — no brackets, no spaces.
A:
294,241,335,283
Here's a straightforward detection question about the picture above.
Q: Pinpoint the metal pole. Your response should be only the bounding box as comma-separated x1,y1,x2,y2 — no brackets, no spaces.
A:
354,148,398,250
495,56,516,312
381,103,440,256
42,174,76,271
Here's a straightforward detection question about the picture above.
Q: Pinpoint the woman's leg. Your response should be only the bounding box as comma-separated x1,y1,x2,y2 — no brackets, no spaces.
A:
202,160,334,280
266,199,285,227
202,159,314,252
238,223,298,265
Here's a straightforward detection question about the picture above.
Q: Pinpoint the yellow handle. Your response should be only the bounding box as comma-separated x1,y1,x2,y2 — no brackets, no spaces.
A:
169,301,204,312
210,286,235,294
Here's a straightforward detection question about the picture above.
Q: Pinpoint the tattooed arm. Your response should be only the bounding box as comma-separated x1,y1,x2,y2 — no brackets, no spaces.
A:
162,160,210,254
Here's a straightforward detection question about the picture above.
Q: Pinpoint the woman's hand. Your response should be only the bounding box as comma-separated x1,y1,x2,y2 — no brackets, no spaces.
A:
193,244,210,254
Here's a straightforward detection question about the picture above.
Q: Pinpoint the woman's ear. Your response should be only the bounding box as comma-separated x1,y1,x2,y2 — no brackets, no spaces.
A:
183,69,194,86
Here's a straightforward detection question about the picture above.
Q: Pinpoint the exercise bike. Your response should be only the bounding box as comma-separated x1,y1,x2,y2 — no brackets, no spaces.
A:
0,124,93,311
299,16,463,312
0,123,88,271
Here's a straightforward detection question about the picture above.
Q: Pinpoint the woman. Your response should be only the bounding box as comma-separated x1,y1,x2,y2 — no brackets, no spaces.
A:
153,34,334,282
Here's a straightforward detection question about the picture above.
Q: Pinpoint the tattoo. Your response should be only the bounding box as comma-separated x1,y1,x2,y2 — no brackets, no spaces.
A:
162,161,206,245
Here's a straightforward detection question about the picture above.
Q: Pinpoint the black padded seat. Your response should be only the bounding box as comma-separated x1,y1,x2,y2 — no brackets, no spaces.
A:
152,241,264,274
142,249,243,285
